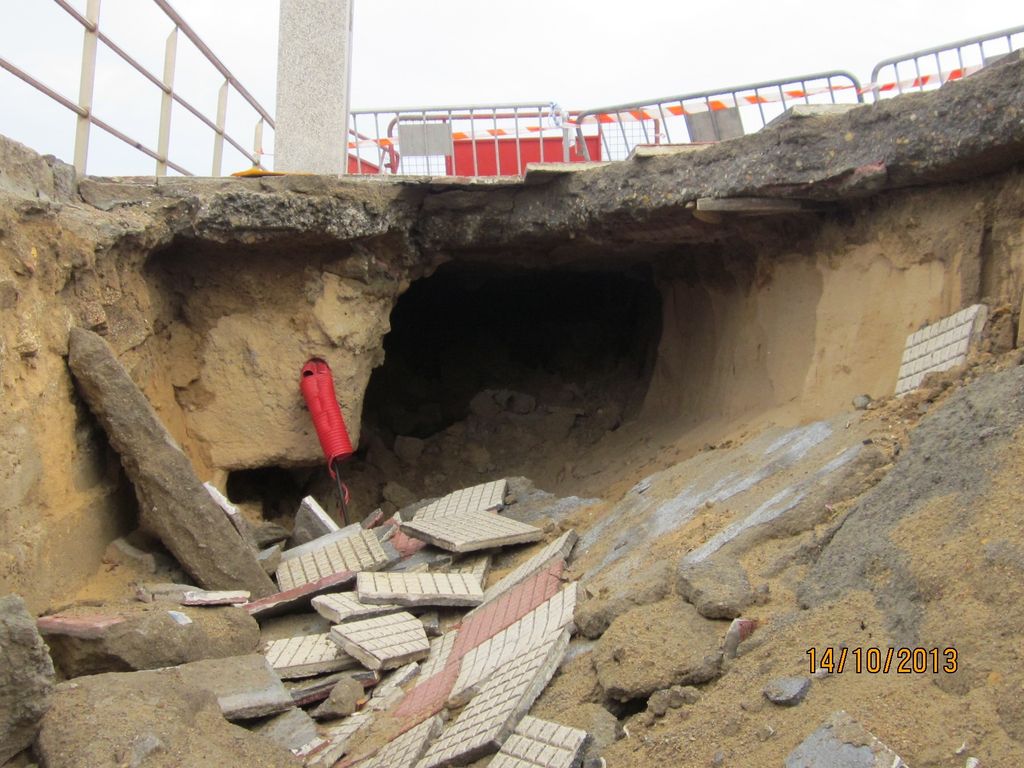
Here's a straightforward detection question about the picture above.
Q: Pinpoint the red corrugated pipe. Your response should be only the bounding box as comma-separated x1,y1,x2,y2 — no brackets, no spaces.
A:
300,357,354,524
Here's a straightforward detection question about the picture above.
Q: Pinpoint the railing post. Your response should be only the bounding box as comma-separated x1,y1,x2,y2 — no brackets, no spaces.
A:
73,0,101,176
156,26,178,176
212,80,228,175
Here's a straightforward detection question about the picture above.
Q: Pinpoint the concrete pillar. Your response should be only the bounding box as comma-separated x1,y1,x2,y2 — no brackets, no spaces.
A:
275,0,354,174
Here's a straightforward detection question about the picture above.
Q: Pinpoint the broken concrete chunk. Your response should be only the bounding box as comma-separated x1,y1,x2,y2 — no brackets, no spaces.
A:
286,668,379,707
722,617,759,659
252,707,320,752
174,654,294,720
492,715,589,768
419,630,570,768
304,710,374,766
135,582,250,606
0,594,55,765
36,668,297,768
764,675,811,706
359,714,444,768
39,602,260,678
330,611,430,671
204,482,260,551
676,558,754,619
310,675,364,720
259,544,283,575
402,511,543,553
67,328,276,597
414,479,509,521
291,495,340,547
311,591,404,624
357,571,485,608
254,521,291,548
264,632,357,679
784,710,908,767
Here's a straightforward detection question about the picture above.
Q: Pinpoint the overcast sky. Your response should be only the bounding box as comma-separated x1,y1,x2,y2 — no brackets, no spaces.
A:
1,1,1021,176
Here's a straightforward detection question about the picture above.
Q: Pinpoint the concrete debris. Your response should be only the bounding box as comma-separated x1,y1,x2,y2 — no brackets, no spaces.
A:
357,571,485,607
420,610,442,637
852,394,872,410
291,495,340,547
311,592,404,624
448,552,492,580
67,329,276,597
287,668,379,707
252,707,320,752
785,710,908,767
676,558,754,619
722,617,759,659
264,632,357,679
103,536,178,575
174,654,294,720
279,523,364,562
491,715,589,768
763,675,812,706
38,602,260,677
259,544,283,575
0,594,55,764
36,668,296,768
254,522,292,548
310,675,364,720
304,710,374,766
275,529,393,591
895,304,988,395
478,530,578,607
402,511,544,553
135,582,250,606
413,479,509,521
419,631,570,768
360,714,444,768
330,611,430,670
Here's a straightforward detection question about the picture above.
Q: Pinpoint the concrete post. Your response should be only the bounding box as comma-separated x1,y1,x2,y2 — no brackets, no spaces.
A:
275,0,354,174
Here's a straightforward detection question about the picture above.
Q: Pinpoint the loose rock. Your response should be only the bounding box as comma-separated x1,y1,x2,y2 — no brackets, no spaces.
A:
0,595,55,764
764,675,811,706
677,558,754,620
311,676,364,720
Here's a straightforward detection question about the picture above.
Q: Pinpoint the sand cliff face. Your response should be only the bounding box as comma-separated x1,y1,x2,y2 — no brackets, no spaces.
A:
2,53,1024,612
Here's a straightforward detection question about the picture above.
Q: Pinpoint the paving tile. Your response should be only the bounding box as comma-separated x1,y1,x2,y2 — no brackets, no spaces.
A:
305,711,374,766
360,714,444,768
490,715,589,768
312,592,404,623
447,553,491,581
418,632,458,680
392,659,460,722
264,632,358,679
331,612,430,671
174,654,293,720
37,613,126,639
478,531,578,608
391,526,429,557
245,570,359,619
450,584,577,707
895,304,988,395
414,480,509,521
357,572,485,608
136,582,250,605
402,512,543,554
417,631,571,768
452,561,565,663
281,523,365,562
277,530,392,591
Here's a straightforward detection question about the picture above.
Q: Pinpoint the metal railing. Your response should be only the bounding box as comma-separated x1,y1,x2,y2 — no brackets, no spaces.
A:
870,23,1024,98
348,103,581,176
573,70,863,161
0,0,273,176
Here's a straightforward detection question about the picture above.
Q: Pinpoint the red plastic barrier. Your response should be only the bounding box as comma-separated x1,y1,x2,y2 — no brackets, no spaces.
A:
300,358,354,476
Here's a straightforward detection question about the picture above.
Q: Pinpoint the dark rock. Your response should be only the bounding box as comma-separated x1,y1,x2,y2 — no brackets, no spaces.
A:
393,436,425,464
677,558,754,620
40,602,259,678
66,329,275,597
36,668,296,768
763,676,811,706
1,595,55,764
311,676,364,720
784,710,907,767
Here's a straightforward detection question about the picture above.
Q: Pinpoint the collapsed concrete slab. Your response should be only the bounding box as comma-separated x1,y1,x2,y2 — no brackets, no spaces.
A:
414,479,509,521
402,512,544,553
330,611,430,671
785,710,908,767
0,594,54,764
264,632,357,679
66,328,276,597
275,529,392,591
38,602,260,678
356,572,484,608
491,716,588,768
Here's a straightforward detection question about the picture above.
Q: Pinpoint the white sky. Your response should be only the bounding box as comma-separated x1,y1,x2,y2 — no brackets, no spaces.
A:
0,1,1021,176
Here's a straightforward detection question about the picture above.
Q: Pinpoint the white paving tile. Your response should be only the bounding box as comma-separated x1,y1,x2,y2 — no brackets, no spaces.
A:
895,304,987,395
418,630,570,768
264,633,357,679
419,631,458,680
448,553,492,580
276,530,390,591
490,716,589,768
415,480,509,521
450,584,577,707
476,531,578,610
311,592,404,623
357,571,485,607
330,611,430,671
361,714,445,768
402,512,543,554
